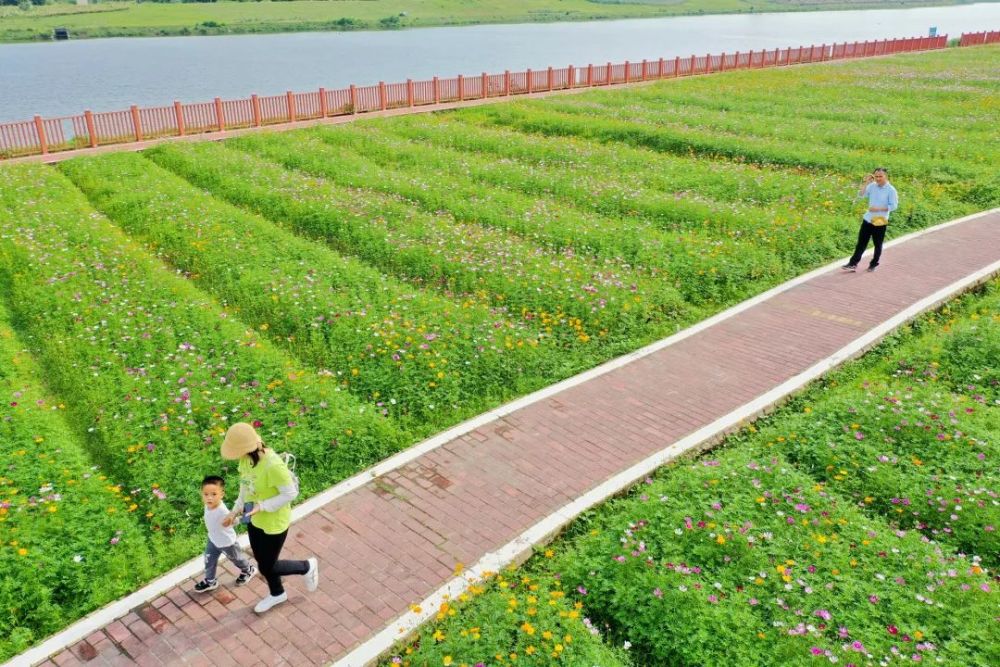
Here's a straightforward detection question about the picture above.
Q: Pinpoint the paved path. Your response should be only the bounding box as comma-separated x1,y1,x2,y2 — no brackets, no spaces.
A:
32,211,1000,667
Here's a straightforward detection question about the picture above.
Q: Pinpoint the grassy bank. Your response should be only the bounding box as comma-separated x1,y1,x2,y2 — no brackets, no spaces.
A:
0,0,989,43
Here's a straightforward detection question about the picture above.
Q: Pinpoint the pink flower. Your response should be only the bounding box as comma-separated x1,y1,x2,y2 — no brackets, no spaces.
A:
810,647,824,656
850,641,865,652
814,610,831,621
707,595,718,604
652,588,663,598
854,431,864,440
795,503,811,513
577,586,587,595
868,595,879,604
887,625,899,635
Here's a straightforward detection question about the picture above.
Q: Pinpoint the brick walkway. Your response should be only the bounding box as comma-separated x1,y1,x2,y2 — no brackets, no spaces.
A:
35,211,1000,667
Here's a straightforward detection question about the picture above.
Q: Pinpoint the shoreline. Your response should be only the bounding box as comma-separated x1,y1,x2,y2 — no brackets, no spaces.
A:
0,0,985,45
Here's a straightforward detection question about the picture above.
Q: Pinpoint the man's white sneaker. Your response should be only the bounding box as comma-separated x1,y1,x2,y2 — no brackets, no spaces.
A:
305,557,319,592
254,592,287,614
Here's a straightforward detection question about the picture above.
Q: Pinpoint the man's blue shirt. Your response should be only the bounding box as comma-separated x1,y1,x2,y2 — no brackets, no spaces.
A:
859,182,899,223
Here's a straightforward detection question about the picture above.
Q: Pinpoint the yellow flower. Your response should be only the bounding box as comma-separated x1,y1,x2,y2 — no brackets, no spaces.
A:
442,658,453,666
716,535,726,545
432,629,445,642
17,548,28,556
544,549,554,558
520,622,535,635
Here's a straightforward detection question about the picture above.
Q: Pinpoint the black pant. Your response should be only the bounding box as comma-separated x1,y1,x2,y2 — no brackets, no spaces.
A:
848,218,887,268
248,523,308,596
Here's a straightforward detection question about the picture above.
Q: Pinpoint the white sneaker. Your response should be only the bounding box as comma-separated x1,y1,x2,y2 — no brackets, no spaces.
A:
253,592,287,614
305,557,319,593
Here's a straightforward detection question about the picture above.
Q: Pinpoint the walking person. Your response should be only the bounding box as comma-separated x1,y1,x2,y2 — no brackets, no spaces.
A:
192,475,256,593
221,422,319,613
843,167,898,272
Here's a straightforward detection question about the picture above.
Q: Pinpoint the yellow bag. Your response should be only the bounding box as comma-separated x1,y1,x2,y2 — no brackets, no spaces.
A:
871,216,888,227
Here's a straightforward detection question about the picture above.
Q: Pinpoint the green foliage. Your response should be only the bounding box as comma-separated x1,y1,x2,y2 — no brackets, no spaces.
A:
1,45,997,662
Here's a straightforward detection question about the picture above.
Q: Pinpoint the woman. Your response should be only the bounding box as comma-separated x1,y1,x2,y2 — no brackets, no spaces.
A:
221,422,319,613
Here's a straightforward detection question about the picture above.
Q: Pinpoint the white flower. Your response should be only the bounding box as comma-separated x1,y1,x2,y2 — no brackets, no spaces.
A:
73,555,83,563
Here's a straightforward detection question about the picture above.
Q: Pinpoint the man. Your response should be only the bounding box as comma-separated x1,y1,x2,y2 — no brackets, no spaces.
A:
843,167,898,273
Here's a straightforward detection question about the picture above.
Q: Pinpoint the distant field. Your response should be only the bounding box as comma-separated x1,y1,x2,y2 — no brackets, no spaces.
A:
0,44,997,661
0,0,991,42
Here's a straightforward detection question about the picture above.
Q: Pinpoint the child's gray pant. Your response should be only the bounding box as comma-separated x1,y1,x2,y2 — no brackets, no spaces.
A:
204,540,251,581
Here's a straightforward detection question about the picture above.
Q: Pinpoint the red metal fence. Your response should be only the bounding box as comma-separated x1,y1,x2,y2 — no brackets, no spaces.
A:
0,33,971,160
959,30,1000,47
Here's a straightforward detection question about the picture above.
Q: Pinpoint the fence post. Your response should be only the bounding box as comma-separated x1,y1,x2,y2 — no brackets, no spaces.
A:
173,101,185,137
407,79,414,107
252,94,262,126
378,81,387,110
504,70,511,95
567,65,575,89
586,64,593,86
33,115,48,155
527,69,533,93
705,53,711,73
84,110,98,147
319,87,328,117
432,77,440,104
624,61,630,83
689,54,696,75
674,56,680,77
719,53,725,72
547,66,553,91
286,91,296,122
658,57,664,78
130,105,143,141
348,85,358,114
606,62,612,85
482,72,488,98
641,59,648,80
457,75,464,101
213,97,225,131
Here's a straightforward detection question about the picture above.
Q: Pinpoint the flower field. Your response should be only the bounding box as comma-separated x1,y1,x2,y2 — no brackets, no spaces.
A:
1,45,997,660
387,279,1000,667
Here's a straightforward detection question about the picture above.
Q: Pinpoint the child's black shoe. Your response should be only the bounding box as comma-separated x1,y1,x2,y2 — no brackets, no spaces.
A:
193,579,218,593
236,565,257,587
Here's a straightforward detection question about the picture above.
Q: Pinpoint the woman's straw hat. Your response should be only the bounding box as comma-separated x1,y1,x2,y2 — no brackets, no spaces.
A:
221,422,263,460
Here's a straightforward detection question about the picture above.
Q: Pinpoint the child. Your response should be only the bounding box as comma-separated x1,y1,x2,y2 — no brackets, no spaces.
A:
193,475,256,593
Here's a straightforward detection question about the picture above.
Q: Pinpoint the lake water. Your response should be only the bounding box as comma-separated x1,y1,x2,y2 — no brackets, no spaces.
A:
1,3,998,122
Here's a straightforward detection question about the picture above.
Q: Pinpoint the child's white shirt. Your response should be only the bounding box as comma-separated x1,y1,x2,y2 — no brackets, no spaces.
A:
204,502,238,548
